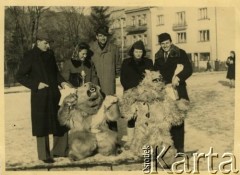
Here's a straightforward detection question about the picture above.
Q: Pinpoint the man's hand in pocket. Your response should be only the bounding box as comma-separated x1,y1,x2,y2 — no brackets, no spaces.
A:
38,82,49,90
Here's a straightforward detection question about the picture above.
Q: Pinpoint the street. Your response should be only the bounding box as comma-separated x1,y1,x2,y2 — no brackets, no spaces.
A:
4,71,235,171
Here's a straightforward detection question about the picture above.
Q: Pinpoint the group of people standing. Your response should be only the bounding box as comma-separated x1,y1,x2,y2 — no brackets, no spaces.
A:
17,24,193,163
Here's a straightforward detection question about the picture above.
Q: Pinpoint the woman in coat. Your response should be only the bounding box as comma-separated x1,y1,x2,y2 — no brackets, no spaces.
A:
16,33,70,163
120,40,153,91
120,40,153,149
61,42,99,87
226,51,235,88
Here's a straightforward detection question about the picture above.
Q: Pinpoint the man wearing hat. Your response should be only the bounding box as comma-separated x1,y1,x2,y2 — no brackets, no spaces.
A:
154,33,193,153
89,25,121,132
17,32,71,163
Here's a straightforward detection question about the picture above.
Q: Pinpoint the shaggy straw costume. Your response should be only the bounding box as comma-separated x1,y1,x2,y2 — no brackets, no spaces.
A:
58,82,120,160
119,70,189,165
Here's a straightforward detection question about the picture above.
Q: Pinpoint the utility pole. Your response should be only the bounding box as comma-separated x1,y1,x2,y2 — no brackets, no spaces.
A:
215,7,218,59
120,18,124,61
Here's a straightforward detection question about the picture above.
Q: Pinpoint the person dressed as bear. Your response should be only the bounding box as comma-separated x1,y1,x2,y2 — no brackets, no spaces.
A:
120,40,153,149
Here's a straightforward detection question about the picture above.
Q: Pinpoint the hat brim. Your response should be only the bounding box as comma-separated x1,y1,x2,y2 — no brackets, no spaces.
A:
96,31,111,36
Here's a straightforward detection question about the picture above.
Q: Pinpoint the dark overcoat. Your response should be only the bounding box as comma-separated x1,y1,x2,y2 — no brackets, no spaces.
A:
154,44,192,100
17,46,66,136
226,56,235,79
120,57,154,91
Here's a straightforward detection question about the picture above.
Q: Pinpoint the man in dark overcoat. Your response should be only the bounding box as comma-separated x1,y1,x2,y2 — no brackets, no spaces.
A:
154,33,193,153
16,32,71,163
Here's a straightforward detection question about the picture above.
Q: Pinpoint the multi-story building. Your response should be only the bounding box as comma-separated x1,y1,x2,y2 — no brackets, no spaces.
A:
110,7,235,70
110,7,153,60
151,7,235,70
109,7,127,60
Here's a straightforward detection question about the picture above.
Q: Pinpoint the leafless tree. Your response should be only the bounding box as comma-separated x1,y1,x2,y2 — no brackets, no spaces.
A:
58,7,85,45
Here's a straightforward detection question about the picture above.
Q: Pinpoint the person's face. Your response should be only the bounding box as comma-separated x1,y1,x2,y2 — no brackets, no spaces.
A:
96,33,108,45
78,49,88,61
37,40,49,52
160,39,172,52
133,49,143,59
230,52,234,57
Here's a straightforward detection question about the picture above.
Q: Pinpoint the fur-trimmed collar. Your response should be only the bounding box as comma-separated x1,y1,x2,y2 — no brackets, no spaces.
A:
71,58,92,68
156,44,181,59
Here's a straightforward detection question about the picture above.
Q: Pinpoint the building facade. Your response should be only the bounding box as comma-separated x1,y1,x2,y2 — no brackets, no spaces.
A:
110,7,152,60
110,7,235,70
151,7,235,70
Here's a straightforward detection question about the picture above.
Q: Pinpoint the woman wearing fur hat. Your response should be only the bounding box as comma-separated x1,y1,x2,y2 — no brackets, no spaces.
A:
120,40,153,91
120,40,153,149
61,42,99,87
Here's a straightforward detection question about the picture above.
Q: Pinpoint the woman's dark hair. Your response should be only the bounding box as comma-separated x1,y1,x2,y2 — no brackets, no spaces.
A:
230,51,235,58
72,42,93,59
128,40,146,58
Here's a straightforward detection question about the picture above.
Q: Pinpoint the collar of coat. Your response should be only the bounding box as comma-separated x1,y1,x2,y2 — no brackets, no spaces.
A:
71,58,92,68
156,44,181,59
32,46,45,54
91,40,112,53
129,57,146,66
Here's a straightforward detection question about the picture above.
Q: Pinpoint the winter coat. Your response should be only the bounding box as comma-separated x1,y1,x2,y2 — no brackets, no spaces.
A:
61,58,99,87
154,44,192,100
226,56,235,79
89,41,121,95
16,46,67,136
120,57,154,91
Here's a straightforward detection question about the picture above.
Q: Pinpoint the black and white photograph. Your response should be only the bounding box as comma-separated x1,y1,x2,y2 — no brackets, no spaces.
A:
2,2,240,174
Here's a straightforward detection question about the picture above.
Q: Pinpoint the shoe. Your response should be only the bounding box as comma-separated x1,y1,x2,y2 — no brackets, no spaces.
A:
42,158,55,163
177,148,184,153
53,154,68,158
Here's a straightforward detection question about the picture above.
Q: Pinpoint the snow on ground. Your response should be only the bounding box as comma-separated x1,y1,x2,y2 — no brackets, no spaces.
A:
4,71,235,171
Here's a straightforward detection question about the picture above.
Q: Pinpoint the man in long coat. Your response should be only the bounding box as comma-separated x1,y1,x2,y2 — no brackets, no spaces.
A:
154,33,193,153
89,25,121,95
89,25,121,132
17,33,70,163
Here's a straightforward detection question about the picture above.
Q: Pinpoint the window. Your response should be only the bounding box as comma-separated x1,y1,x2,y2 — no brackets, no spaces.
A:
117,19,121,28
199,8,208,20
138,15,142,26
143,34,148,45
177,32,187,43
157,15,164,25
199,30,210,42
176,11,186,25
112,20,116,29
200,52,210,61
132,35,137,44
131,16,136,26
138,35,142,41
142,14,147,25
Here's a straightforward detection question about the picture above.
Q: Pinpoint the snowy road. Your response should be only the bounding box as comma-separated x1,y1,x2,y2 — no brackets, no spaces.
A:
4,71,235,171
